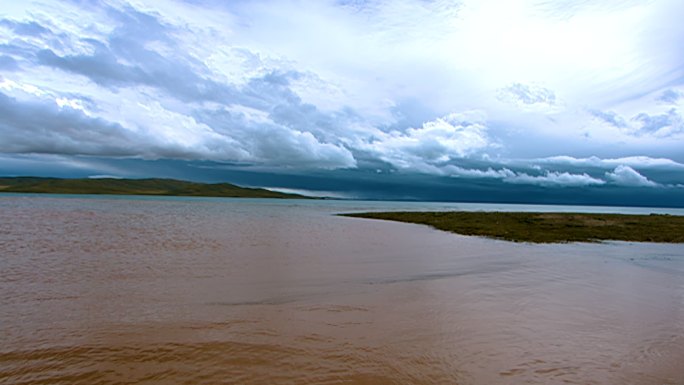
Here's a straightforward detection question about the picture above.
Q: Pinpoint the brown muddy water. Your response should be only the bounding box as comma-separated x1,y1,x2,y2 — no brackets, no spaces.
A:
1,195,683,385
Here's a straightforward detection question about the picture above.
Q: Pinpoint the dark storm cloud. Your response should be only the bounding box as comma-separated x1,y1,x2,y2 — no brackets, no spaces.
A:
0,90,259,162
0,91,139,156
7,154,683,207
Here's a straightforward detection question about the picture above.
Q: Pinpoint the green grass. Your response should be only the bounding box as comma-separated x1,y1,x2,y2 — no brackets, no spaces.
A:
341,211,684,243
0,177,310,199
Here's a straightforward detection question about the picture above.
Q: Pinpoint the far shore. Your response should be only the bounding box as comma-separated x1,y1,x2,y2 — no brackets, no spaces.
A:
341,211,684,243
0,176,311,199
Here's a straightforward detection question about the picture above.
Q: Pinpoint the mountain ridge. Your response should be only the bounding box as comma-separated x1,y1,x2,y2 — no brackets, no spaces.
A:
0,177,312,199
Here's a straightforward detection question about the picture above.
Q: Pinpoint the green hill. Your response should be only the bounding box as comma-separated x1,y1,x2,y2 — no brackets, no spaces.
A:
0,177,310,199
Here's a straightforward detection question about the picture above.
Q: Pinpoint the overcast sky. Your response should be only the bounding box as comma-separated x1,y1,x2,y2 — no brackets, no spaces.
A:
1,0,683,201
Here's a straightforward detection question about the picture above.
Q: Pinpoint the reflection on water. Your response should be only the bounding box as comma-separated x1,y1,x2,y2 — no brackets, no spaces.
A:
1,196,683,384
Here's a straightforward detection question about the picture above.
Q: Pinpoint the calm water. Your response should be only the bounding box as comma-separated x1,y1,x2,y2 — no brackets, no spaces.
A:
1,195,684,384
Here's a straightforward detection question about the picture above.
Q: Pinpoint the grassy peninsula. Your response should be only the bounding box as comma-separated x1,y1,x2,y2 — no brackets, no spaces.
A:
0,177,309,199
342,211,684,243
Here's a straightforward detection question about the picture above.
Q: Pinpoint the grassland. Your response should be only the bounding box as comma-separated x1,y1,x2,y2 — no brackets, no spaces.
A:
0,177,309,199
342,211,684,243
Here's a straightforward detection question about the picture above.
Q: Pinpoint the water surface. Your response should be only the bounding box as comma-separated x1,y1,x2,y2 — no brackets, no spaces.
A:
1,196,683,384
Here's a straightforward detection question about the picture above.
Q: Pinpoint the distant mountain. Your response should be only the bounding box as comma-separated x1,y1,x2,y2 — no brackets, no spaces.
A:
0,177,311,199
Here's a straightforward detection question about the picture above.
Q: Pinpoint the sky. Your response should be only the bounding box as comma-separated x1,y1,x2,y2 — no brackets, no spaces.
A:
1,0,683,205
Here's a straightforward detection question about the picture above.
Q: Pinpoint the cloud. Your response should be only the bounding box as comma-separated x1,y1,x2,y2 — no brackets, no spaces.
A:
0,19,51,36
498,83,557,106
536,155,684,169
444,165,605,187
605,165,658,187
18,6,248,106
0,90,140,157
443,165,515,179
590,109,627,128
34,42,236,104
633,108,683,136
588,107,684,138
362,111,491,172
505,171,606,187
238,124,357,169
0,87,356,168
657,89,682,103
0,55,19,71
0,6,357,170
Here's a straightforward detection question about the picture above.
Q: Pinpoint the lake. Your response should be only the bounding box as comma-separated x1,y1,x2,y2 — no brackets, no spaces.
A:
1,195,683,384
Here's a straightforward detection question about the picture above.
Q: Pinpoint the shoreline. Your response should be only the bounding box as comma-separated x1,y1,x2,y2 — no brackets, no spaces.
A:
341,211,684,243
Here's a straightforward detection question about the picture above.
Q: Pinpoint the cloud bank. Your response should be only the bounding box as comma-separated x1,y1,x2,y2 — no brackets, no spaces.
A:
605,165,658,187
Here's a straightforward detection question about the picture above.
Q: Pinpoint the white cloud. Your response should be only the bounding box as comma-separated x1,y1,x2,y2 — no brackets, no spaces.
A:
445,165,605,187
537,155,684,169
440,156,682,188
504,170,605,187
363,111,491,171
497,82,559,110
605,165,658,187
443,165,515,179
0,78,49,97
